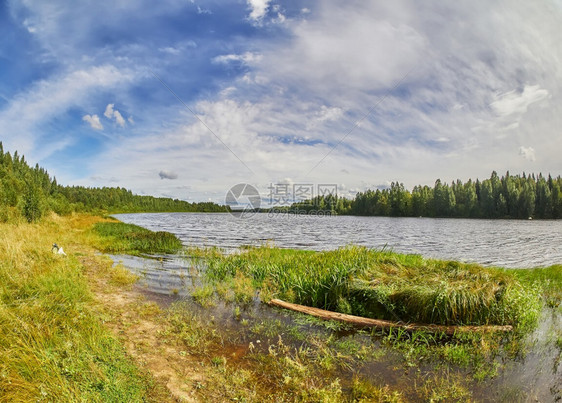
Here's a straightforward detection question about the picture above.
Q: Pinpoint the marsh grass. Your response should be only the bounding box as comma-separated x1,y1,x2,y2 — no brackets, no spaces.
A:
510,265,562,308
0,216,162,402
109,263,140,286
91,221,182,255
350,376,404,402
166,302,222,353
203,246,542,329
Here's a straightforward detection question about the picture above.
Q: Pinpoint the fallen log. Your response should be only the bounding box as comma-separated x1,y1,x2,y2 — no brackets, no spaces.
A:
268,299,512,335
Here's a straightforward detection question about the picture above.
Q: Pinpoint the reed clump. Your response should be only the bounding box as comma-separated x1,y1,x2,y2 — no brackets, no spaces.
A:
91,221,183,254
204,246,542,330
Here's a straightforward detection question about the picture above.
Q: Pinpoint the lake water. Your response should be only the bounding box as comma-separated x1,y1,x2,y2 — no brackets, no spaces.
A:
113,212,562,268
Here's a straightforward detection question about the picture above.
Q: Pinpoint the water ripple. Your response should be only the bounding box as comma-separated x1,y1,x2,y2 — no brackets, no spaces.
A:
113,213,562,269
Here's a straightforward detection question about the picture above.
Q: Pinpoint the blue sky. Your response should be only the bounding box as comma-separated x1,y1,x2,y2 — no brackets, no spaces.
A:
1,0,561,203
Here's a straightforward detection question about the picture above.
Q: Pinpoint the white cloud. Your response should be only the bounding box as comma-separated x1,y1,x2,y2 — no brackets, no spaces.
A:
519,146,536,162
12,0,562,201
104,103,114,119
213,52,262,65
196,5,211,15
159,46,181,55
128,116,135,124
247,0,271,21
271,4,285,24
158,41,197,55
316,106,343,122
113,110,126,127
0,64,136,163
104,103,126,127
490,85,549,117
22,18,37,33
82,114,103,130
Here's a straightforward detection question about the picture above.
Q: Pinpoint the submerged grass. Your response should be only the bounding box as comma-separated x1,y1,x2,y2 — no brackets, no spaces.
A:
91,221,183,255
203,246,542,330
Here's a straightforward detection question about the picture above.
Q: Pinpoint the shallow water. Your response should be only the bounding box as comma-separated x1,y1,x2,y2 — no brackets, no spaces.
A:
113,212,562,268
127,275,561,402
107,212,561,401
110,253,202,297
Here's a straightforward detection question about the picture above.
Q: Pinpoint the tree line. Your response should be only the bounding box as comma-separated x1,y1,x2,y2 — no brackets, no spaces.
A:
0,142,229,222
288,171,562,219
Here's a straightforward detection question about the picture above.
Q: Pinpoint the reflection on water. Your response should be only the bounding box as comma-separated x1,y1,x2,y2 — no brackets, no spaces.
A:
113,212,562,268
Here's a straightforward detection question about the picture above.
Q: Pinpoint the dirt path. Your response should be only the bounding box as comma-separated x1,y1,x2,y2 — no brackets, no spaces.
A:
79,253,206,402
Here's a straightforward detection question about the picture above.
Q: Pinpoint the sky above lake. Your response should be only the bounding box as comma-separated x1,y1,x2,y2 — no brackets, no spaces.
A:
1,0,561,203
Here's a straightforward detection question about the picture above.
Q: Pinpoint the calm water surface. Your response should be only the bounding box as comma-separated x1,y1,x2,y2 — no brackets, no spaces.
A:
113,212,562,268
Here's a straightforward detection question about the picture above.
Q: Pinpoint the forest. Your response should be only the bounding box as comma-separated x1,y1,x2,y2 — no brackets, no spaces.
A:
0,142,228,222
288,171,562,219
3,141,561,221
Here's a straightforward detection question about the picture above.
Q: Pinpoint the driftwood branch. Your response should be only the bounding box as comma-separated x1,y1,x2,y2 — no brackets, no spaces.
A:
269,299,512,335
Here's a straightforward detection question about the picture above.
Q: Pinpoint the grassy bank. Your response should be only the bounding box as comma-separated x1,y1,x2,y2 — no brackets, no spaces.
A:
202,246,543,331
0,214,171,401
91,220,183,255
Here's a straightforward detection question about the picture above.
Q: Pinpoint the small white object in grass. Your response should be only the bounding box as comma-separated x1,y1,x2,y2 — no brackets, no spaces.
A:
51,243,67,256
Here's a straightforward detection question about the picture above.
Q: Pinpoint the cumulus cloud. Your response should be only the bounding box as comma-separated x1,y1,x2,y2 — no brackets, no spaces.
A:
316,106,344,122
104,103,114,119
247,0,271,21
82,114,103,130
113,110,126,127
271,4,286,24
519,146,536,161
159,170,178,180
104,103,126,127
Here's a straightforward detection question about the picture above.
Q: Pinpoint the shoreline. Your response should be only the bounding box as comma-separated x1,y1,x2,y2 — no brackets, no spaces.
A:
1,213,560,402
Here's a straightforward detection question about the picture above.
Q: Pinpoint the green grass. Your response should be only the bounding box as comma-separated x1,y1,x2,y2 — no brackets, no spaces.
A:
0,218,163,402
202,246,542,330
91,221,183,255
509,264,562,308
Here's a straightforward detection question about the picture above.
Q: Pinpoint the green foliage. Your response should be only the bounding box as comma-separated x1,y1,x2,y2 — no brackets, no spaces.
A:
191,284,217,307
57,185,229,214
510,265,562,308
91,221,183,254
22,182,45,222
287,171,562,219
0,142,229,223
